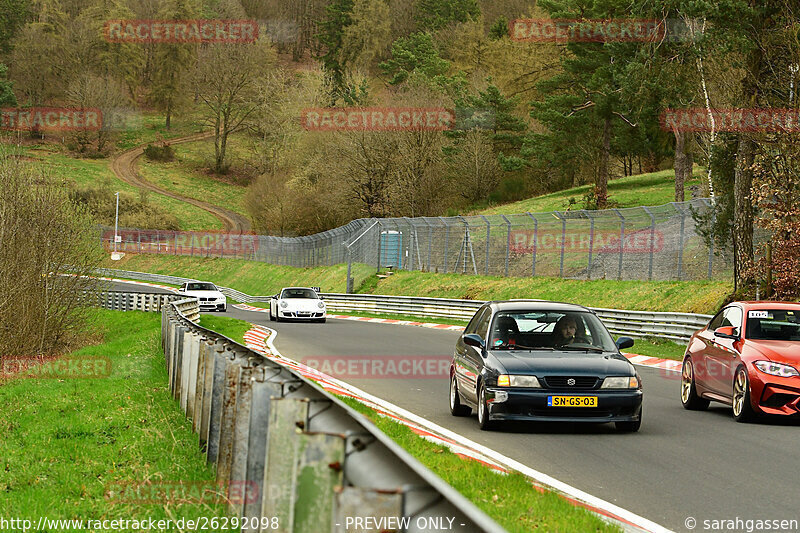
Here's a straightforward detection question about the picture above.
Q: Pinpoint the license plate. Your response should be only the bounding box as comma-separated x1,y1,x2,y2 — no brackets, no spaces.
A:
547,396,598,407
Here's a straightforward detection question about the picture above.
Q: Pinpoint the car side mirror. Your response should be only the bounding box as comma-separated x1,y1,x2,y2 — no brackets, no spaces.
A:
714,326,739,339
463,334,485,350
616,336,634,350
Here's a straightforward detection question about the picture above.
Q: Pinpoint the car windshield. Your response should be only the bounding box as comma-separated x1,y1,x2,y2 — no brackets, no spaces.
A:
281,288,319,299
186,282,216,291
746,309,800,341
489,310,617,352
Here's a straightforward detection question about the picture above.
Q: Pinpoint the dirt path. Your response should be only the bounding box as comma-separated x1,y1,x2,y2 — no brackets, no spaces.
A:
110,131,252,232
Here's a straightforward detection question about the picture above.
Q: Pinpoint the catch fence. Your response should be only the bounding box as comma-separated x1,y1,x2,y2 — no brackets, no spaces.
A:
101,199,736,281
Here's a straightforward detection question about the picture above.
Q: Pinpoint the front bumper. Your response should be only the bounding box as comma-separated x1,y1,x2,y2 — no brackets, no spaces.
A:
279,310,326,320
199,302,226,311
485,387,643,423
749,371,800,416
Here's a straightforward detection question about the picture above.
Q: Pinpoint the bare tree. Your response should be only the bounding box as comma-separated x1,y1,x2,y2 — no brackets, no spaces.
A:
448,129,500,205
194,40,276,173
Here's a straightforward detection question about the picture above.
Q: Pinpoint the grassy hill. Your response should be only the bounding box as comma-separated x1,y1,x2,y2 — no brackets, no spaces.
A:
478,168,706,215
104,254,730,314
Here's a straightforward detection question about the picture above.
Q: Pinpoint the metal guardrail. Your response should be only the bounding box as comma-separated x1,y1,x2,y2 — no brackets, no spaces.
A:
319,295,710,343
162,297,506,533
100,269,712,342
81,289,200,322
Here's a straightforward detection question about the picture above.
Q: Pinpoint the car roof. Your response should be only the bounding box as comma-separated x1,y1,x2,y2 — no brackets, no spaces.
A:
281,287,316,291
732,301,800,310
486,300,593,313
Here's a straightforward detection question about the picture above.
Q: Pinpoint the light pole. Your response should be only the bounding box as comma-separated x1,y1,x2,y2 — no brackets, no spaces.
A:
114,192,120,254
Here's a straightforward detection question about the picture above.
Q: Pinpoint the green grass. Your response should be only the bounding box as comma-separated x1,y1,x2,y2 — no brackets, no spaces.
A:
624,337,687,361
103,255,729,314
0,309,228,522
102,255,375,295
478,168,705,215
339,397,619,533
364,270,729,315
10,142,223,230
198,314,251,344
138,137,250,218
114,110,205,150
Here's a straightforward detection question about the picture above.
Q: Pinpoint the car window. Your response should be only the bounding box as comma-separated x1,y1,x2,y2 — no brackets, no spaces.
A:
488,310,616,352
281,288,319,299
464,307,488,335
707,309,726,331
746,309,800,341
721,306,743,333
186,282,216,291
475,309,492,339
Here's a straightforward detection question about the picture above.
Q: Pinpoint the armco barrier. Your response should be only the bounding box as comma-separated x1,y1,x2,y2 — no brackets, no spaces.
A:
161,297,506,533
81,289,200,322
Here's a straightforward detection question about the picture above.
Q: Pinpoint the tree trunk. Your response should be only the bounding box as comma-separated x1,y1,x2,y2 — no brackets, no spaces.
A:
673,130,693,202
732,38,764,290
733,135,755,287
595,117,611,209
165,101,172,130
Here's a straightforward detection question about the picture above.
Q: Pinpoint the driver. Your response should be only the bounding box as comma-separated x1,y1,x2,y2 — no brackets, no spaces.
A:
552,315,579,347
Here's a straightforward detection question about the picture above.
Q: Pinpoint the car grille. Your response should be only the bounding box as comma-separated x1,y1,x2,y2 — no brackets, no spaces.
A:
529,408,613,418
199,297,214,302
761,393,796,408
542,376,599,389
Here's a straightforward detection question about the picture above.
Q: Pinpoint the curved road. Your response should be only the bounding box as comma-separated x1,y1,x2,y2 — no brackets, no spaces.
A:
110,132,251,232
111,281,800,532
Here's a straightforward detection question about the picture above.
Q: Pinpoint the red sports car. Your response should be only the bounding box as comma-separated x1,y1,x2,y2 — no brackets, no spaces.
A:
681,301,800,421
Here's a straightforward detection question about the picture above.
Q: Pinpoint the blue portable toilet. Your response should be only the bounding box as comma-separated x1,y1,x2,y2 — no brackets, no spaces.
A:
380,230,402,269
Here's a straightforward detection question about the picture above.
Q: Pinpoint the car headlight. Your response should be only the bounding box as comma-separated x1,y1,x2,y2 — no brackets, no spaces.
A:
601,376,640,389
497,374,541,388
318,301,325,309
279,301,288,308
754,361,799,377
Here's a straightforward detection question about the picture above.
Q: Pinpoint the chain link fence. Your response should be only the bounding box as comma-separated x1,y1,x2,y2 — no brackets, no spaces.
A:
101,198,737,282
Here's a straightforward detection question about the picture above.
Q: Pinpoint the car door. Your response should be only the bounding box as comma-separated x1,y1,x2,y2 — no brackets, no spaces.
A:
455,307,483,398
691,309,725,393
460,308,492,404
705,306,743,397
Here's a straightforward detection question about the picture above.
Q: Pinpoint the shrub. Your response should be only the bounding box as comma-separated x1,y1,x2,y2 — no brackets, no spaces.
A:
0,146,104,357
143,143,175,162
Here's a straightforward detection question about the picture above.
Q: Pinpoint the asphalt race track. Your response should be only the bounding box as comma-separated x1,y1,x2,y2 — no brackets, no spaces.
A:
110,281,800,532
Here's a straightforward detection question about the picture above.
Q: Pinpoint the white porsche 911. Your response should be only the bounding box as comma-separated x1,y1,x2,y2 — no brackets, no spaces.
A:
177,281,227,312
269,287,326,323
